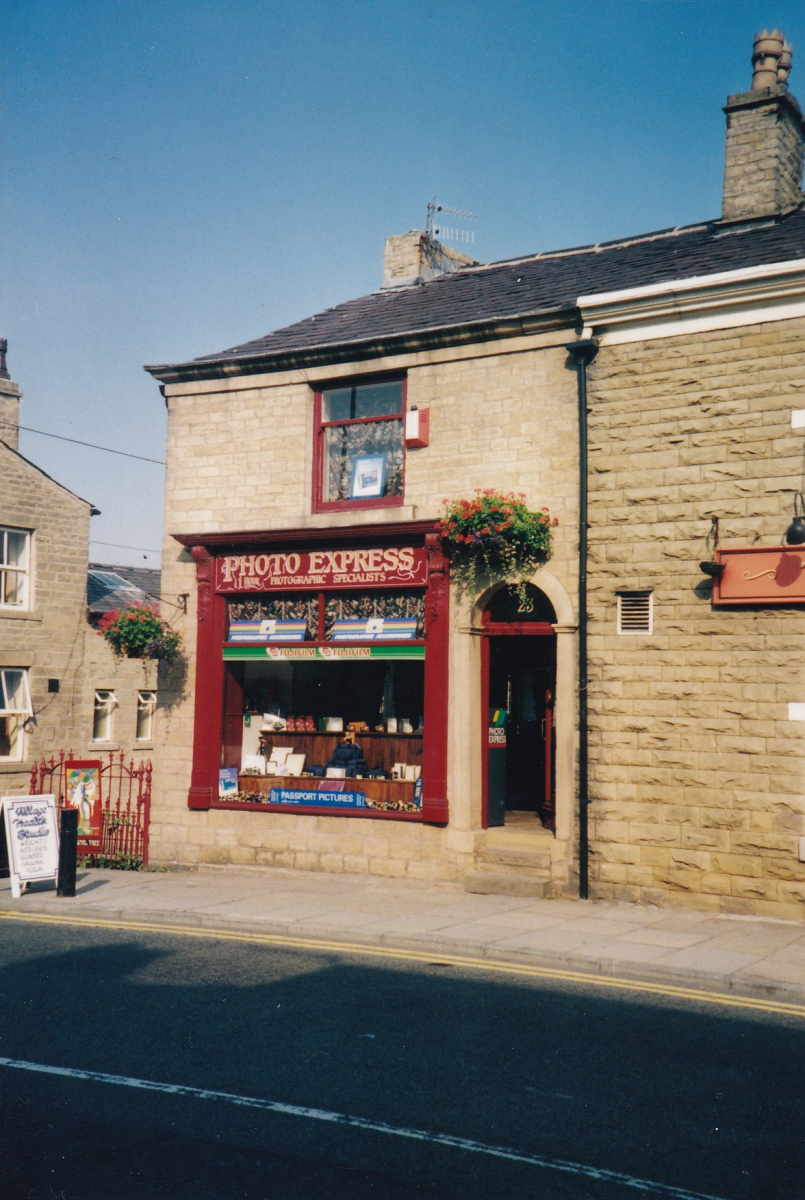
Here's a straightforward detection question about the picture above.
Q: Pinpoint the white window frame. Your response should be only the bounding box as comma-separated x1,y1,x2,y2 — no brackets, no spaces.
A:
92,689,117,741
136,690,156,742
0,668,33,761
617,590,654,635
0,526,31,610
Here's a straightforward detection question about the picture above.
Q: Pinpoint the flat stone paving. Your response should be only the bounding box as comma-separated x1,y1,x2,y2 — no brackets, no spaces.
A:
2,865,804,1001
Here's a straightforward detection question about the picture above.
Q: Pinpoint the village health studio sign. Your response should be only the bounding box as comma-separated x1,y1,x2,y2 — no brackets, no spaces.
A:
215,546,428,592
223,645,425,661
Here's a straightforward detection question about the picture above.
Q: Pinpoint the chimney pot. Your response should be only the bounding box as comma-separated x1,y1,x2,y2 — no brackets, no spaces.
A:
752,28,785,90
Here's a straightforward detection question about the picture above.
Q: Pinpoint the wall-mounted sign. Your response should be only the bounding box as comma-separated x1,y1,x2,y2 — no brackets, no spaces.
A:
330,617,418,641
268,787,367,809
229,619,307,643
223,644,425,661
65,761,103,852
713,547,805,605
1,795,60,898
216,546,427,593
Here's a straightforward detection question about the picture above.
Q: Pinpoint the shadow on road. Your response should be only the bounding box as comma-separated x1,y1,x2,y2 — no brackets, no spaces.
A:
0,928,800,1199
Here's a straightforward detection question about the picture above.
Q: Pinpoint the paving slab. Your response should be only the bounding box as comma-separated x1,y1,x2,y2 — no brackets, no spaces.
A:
652,946,768,975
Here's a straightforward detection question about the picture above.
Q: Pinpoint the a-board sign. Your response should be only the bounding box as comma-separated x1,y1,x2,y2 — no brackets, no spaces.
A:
1,795,60,899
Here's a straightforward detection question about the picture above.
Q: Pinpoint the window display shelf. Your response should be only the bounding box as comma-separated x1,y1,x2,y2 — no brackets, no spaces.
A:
258,731,423,776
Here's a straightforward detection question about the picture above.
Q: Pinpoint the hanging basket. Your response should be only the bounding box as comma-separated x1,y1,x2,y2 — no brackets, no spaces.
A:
439,489,555,602
98,602,183,662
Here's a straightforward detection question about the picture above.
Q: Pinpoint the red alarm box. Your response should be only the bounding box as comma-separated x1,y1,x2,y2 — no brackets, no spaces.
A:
405,406,430,448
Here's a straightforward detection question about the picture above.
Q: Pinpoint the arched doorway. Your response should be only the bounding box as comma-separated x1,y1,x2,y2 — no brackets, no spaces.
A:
481,584,557,831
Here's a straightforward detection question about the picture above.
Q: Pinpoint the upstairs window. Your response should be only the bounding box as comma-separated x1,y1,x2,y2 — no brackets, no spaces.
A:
314,378,405,510
93,689,117,741
0,668,32,760
136,690,157,741
0,527,30,609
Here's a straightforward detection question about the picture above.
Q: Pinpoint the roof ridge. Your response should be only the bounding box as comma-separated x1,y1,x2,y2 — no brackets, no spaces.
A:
448,220,714,276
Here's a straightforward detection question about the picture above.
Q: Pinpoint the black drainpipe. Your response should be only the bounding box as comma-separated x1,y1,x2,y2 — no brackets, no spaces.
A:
566,338,598,900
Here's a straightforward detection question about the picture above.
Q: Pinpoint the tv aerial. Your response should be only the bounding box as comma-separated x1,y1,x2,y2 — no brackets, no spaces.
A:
426,198,478,246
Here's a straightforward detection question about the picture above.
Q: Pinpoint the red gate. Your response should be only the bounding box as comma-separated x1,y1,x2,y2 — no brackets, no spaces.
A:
29,750,152,868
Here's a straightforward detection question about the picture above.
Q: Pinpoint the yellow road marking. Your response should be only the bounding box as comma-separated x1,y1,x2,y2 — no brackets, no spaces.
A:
2,909,803,1019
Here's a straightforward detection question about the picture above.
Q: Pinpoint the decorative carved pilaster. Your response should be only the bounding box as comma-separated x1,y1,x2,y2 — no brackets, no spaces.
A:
425,532,448,627
191,545,213,622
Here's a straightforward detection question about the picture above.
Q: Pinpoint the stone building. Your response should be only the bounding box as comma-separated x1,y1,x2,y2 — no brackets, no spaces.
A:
146,32,805,918
0,345,163,790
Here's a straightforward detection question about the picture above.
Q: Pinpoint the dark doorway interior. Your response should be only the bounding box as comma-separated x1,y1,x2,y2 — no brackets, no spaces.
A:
487,635,556,830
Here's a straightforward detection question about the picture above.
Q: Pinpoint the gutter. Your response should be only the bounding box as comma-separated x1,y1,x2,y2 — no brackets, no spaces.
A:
565,338,598,901
145,305,578,386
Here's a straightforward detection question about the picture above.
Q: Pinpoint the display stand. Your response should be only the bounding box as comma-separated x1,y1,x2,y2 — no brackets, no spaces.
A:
1,795,60,898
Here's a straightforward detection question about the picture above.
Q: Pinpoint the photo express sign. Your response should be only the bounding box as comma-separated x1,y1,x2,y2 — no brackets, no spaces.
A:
216,546,428,592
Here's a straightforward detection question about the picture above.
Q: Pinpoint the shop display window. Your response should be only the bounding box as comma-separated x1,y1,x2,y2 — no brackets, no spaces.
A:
314,378,405,511
225,658,425,814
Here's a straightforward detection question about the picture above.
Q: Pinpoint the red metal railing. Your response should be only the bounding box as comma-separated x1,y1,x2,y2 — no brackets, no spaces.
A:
29,750,152,868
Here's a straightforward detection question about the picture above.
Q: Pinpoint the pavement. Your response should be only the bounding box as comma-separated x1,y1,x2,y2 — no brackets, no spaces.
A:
2,864,805,1004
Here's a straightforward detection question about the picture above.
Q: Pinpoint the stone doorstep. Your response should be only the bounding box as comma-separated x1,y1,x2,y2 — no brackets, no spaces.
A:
479,826,555,850
476,846,553,871
472,826,554,892
464,871,549,898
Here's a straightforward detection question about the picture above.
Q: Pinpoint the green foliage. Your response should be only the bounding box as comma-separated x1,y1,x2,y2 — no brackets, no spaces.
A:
96,852,142,871
99,602,182,661
439,489,556,603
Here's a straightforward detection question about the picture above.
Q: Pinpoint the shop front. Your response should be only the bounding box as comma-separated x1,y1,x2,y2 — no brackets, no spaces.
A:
177,524,449,826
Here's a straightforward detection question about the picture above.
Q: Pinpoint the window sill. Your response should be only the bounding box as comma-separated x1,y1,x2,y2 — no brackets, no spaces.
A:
0,759,29,772
0,608,41,622
299,506,417,531
88,741,121,752
133,742,154,751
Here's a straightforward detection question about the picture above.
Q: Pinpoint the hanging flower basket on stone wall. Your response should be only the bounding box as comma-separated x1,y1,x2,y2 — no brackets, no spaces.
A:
99,602,182,661
439,489,556,602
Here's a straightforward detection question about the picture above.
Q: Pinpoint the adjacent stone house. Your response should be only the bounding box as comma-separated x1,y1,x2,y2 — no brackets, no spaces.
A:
146,33,805,918
0,346,163,789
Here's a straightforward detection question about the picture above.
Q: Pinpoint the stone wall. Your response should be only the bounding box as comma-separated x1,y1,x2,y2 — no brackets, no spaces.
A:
0,443,92,792
152,331,581,878
586,315,805,918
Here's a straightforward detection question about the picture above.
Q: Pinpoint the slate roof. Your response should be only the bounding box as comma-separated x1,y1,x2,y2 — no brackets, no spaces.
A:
87,563,162,616
147,204,805,379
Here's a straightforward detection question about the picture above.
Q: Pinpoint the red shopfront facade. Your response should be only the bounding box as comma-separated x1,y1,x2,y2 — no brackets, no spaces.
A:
175,523,449,824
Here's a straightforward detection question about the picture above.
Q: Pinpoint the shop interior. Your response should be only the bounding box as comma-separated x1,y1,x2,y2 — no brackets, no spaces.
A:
221,659,425,810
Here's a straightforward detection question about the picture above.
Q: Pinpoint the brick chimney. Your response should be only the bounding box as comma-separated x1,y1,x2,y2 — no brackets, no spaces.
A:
381,231,477,289
0,340,21,453
722,30,805,222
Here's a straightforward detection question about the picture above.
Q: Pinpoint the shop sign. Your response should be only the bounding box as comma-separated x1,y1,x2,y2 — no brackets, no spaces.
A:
713,546,805,605
1,795,60,898
330,617,418,641
268,787,367,809
65,761,104,852
216,546,427,593
229,619,307,643
224,644,425,661
488,708,507,746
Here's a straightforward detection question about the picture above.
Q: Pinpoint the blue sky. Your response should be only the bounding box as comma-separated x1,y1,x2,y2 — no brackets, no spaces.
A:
3,1,805,567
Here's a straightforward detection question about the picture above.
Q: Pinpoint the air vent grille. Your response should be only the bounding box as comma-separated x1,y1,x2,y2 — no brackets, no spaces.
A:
617,590,653,634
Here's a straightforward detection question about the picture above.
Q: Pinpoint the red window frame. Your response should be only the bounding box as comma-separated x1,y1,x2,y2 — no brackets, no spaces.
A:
312,375,407,513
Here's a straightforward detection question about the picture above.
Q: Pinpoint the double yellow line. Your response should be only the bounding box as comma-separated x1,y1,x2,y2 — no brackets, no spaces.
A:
3,909,803,1019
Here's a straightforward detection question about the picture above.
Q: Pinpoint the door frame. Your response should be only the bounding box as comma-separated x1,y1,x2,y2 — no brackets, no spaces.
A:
480,612,557,830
